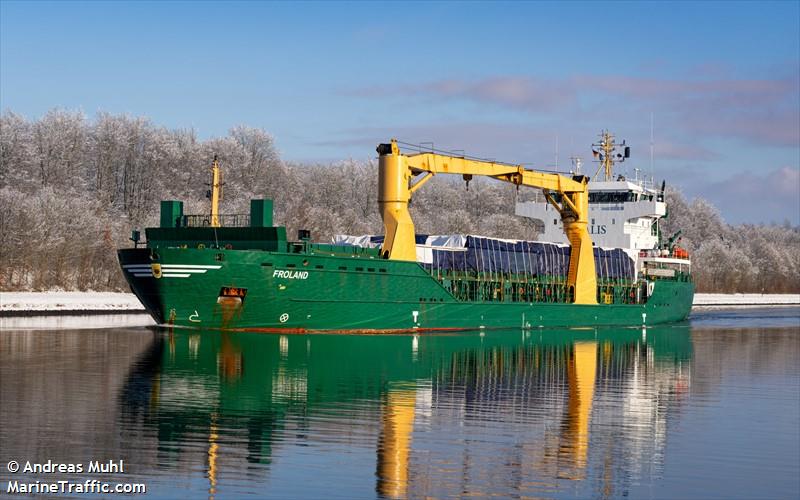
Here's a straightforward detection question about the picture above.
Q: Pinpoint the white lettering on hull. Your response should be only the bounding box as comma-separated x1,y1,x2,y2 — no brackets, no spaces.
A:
272,269,309,280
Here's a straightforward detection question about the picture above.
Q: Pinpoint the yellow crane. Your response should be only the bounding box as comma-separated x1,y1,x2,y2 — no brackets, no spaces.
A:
376,139,597,304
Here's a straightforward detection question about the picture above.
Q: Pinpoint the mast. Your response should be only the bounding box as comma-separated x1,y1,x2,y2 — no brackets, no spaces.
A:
592,130,629,181
210,155,222,227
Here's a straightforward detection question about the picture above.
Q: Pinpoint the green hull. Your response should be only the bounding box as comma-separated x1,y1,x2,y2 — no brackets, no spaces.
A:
118,247,694,332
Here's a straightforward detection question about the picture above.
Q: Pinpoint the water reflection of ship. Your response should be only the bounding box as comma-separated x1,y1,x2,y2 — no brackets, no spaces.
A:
118,327,692,497
414,329,692,496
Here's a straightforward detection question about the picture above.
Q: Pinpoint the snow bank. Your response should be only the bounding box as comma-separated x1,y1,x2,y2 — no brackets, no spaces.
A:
1,314,156,330
0,292,145,313
693,293,800,306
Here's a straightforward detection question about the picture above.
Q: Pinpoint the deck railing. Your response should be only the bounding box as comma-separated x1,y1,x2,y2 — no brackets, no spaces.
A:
180,214,251,228
427,267,651,305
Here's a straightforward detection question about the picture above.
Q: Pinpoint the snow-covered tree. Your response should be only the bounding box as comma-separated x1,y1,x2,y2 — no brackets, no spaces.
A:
1,108,797,293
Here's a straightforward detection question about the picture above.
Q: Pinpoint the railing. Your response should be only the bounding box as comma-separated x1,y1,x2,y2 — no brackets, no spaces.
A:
180,214,251,228
597,279,649,305
639,249,691,260
430,269,576,303
428,268,651,305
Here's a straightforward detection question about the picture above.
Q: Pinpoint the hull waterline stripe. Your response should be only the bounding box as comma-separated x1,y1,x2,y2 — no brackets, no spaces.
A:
124,264,221,271
124,264,221,269
131,273,194,277
156,269,208,273
126,268,208,274
161,264,222,269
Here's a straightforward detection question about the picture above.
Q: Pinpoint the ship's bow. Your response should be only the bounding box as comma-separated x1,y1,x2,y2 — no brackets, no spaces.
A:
118,248,167,324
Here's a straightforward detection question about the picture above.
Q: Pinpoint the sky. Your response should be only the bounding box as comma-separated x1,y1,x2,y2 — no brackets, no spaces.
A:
1,1,798,225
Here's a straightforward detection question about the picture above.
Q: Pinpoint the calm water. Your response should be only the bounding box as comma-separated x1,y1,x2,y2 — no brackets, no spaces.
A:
1,308,798,499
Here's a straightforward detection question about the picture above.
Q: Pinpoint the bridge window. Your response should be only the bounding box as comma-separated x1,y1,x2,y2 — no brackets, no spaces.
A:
590,191,637,203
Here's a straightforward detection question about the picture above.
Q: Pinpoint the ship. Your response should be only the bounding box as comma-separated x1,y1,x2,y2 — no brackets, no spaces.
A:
118,135,694,332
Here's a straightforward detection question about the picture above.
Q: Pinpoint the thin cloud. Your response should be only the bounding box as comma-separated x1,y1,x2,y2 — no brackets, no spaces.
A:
704,167,800,225
655,140,719,161
426,77,575,112
313,122,562,165
340,77,575,112
587,74,799,147
342,67,800,148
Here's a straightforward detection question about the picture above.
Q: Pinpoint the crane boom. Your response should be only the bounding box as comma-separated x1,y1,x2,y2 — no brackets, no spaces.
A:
376,139,597,304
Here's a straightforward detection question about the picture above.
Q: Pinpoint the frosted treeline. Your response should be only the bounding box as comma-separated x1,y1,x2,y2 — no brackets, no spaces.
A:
1,109,798,293
659,189,799,293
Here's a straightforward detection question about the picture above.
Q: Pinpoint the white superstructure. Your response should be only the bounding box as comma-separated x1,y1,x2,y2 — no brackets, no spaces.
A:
516,131,667,251
516,130,692,283
515,177,666,250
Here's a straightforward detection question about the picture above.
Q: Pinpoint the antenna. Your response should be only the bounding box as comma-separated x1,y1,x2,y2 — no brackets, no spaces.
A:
555,135,559,170
650,112,655,187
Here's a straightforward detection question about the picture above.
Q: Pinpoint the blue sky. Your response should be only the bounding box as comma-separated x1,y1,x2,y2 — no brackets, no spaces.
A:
2,1,798,224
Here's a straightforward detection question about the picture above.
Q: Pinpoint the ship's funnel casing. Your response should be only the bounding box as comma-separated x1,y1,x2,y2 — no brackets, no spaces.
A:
249,199,273,228
160,200,184,228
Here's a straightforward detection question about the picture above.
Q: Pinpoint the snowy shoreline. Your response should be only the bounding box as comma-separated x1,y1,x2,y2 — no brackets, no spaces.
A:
692,293,800,306
1,291,798,316
1,292,146,315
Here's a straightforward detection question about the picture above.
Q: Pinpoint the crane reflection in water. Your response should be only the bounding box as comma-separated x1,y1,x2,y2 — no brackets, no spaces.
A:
118,325,692,498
